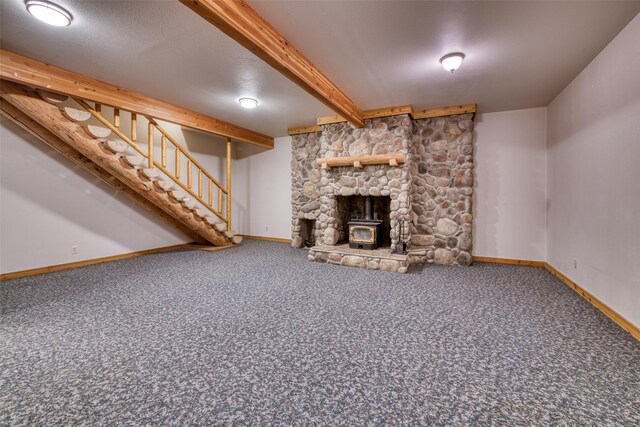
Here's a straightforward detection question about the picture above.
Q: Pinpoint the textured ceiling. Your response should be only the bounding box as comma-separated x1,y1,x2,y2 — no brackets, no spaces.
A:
0,0,332,138
250,1,640,114
1,0,639,138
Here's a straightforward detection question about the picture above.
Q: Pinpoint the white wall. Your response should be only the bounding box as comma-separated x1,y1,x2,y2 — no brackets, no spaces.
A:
547,14,640,327
0,118,190,274
473,108,547,261
233,136,292,239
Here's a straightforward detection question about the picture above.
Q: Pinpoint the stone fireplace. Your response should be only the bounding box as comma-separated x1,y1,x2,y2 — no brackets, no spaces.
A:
291,112,474,271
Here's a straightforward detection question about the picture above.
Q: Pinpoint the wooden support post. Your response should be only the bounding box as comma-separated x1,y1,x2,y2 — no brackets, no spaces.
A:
187,160,192,188
175,148,180,179
95,103,101,113
218,188,223,214
147,122,154,168
208,179,213,206
198,170,202,198
114,108,120,128
161,135,166,167
353,160,363,168
226,138,232,231
131,113,137,142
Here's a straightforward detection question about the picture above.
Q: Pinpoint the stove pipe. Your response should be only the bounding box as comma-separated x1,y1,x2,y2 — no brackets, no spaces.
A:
364,196,373,220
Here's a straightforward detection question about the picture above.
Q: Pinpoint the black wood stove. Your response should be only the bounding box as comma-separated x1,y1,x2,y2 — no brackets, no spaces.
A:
348,196,383,250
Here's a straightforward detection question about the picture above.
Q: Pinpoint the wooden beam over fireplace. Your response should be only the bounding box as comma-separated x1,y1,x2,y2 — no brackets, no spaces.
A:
180,0,365,128
317,153,406,169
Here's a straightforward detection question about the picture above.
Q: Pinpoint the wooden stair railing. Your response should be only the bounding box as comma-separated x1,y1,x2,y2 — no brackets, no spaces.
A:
75,99,232,228
0,81,241,245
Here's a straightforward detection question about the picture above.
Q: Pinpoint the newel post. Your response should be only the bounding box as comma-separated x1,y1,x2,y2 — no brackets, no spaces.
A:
226,138,232,231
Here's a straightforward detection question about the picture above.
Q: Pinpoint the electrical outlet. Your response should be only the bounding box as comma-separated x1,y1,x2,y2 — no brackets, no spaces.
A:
573,259,577,269
71,245,79,255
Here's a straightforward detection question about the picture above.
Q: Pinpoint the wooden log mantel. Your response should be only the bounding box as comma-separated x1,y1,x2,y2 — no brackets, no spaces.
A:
316,153,405,169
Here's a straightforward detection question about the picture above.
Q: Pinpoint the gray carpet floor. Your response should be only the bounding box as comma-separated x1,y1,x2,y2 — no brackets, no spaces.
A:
1,240,639,426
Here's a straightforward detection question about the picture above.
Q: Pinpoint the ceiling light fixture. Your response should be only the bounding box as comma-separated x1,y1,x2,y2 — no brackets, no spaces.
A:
238,97,258,109
439,52,465,73
25,0,72,27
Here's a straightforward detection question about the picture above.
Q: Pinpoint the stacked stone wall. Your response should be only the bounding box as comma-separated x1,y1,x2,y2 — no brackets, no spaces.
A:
291,113,474,266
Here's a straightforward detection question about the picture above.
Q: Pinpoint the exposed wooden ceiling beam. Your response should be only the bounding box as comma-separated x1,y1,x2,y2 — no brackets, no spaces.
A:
0,49,273,148
180,0,365,128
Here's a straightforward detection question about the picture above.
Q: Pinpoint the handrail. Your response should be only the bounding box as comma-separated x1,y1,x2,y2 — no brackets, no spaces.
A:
74,98,230,226
146,117,226,193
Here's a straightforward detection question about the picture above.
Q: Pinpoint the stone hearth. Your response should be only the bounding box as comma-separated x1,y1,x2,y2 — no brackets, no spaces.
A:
308,244,410,273
291,113,474,269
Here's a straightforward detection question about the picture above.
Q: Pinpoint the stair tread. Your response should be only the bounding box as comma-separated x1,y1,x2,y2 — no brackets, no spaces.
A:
170,190,187,201
155,180,174,191
195,208,210,217
139,168,159,180
84,124,112,140
184,199,198,209
60,106,91,122
103,139,128,154
125,155,145,167
37,89,68,104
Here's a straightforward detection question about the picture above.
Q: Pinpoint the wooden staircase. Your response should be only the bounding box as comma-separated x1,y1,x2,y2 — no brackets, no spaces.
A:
1,81,241,247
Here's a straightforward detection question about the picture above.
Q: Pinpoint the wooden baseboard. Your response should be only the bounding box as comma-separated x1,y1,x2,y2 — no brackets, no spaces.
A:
473,256,545,267
474,255,639,341
0,243,195,281
240,234,292,244
544,263,640,342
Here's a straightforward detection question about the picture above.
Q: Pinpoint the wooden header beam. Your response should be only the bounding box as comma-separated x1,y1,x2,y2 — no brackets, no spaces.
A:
0,49,273,148
317,105,414,126
412,103,477,120
180,0,364,128
288,124,322,135
290,103,476,134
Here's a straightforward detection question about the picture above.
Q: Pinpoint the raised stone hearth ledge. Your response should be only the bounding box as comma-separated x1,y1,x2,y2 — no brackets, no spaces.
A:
308,244,410,273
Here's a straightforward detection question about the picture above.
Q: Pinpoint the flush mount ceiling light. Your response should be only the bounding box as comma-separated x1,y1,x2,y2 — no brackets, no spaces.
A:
25,0,72,26
238,97,258,109
439,52,465,73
